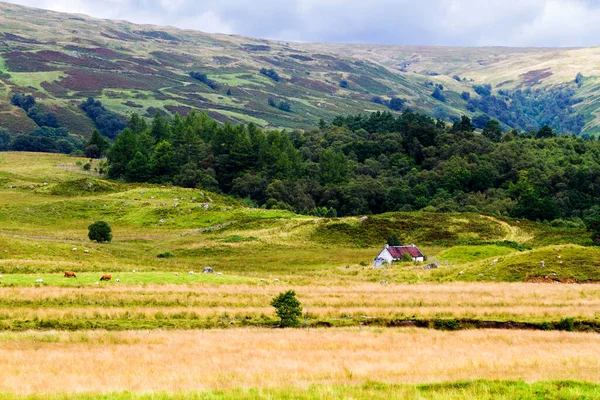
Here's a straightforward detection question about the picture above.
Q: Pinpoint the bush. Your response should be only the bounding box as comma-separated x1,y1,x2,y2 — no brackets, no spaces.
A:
387,234,401,246
401,253,413,262
271,290,302,327
88,221,112,243
157,251,174,258
260,68,280,82
556,318,575,332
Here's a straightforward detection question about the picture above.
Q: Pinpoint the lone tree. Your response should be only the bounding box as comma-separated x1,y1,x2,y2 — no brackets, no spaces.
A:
387,234,402,247
271,290,302,327
88,221,112,243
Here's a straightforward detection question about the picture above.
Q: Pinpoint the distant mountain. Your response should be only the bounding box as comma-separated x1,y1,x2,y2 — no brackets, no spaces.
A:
0,2,597,137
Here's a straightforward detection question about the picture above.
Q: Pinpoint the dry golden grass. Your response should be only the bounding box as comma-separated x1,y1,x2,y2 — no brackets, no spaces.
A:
3,282,600,321
1,328,600,394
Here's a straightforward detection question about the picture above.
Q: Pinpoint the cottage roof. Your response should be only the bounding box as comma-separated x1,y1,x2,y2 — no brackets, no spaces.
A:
387,245,424,259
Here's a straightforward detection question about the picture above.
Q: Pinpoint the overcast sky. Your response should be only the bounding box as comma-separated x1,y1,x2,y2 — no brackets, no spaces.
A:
5,0,600,47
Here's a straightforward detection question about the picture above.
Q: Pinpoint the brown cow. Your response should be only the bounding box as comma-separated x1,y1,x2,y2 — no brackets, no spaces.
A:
64,271,77,278
99,274,112,281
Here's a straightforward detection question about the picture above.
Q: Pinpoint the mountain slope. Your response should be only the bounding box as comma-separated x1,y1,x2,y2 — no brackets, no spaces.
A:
0,2,597,137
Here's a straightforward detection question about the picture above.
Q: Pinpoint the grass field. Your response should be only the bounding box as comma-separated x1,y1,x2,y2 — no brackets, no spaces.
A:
1,329,600,396
1,152,600,398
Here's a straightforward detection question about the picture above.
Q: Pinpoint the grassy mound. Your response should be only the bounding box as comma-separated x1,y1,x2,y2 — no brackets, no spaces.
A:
439,245,600,282
311,213,507,247
48,178,125,196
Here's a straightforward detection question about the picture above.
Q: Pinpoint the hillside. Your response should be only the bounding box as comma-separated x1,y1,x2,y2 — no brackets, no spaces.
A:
0,2,598,139
0,151,595,282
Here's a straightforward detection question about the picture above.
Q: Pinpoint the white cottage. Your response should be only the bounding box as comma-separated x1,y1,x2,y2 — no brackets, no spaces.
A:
374,244,424,266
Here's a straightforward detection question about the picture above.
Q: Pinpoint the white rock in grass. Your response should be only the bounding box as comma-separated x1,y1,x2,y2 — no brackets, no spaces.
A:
116,279,120,282
217,272,223,275
36,279,43,284
95,282,99,285
84,250,90,254
273,278,279,283
132,270,136,273
72,248,77,251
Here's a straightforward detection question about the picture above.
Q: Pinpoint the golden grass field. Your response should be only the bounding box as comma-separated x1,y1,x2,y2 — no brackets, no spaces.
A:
2,282,600,322
2,328,600,395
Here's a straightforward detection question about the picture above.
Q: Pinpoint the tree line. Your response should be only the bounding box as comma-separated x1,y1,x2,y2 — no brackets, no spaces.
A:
102,109,600,222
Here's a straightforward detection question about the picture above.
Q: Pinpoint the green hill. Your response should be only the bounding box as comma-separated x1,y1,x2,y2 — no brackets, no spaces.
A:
0,2,598,138
0,152,596,283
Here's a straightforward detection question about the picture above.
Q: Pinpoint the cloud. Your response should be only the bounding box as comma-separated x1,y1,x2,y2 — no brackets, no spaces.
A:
4,0,600,47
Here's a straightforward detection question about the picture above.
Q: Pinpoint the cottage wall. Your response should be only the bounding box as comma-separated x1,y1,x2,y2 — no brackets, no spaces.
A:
376,248,394,264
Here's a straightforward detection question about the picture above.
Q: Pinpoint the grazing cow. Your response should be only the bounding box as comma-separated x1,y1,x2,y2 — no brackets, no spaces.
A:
64,271,77,278
99,274,112,281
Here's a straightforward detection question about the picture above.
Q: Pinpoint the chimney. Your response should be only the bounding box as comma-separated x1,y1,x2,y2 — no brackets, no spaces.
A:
412,243,415,247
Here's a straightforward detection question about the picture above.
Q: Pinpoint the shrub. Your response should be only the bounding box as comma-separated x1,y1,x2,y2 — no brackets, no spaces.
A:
260,68,280,82
157,251,174,258
432,87,446,102
556,318,575,332
433,319,459,331
271,290,302,328
387,234,401,246
401,253,413,262
88,221,112,243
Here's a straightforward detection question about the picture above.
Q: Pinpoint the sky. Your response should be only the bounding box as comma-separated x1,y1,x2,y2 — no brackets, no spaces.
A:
4,0,600,47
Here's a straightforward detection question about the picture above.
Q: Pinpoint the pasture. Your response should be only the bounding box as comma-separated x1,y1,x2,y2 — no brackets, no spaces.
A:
1,152,600,398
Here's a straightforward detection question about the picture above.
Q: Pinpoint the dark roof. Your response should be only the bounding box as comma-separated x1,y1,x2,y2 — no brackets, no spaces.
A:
387,246,424,259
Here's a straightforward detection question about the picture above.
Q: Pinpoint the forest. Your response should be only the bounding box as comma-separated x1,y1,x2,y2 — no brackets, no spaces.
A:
99,109,600,222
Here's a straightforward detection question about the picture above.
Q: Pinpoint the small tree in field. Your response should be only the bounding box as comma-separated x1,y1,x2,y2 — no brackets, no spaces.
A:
271,290,302,327
88,221,112,243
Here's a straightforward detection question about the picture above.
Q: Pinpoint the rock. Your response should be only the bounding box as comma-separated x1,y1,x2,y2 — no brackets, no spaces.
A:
95,282,99,285
203,267,214,274
132,270,136,273
72,248,77,251
274,278,279,282
424,263,438,270
477,274,483,278
116,279,120,282
539,261,545,268
36,279,43,284
217,272,223,275
189,271,195,275
84,250,90,254
359,216,368,223
380,280,388,284
158,219,166,223
459,271,465,275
